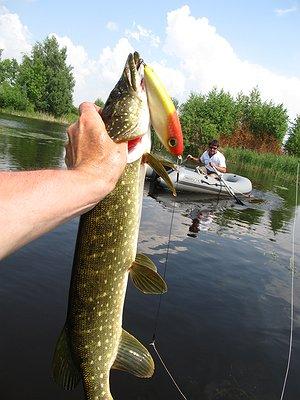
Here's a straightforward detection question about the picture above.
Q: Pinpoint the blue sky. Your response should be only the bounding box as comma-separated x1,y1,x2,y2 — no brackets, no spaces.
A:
1,0,300,119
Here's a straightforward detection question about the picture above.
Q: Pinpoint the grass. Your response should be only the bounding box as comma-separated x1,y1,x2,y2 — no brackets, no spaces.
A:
0,107,78,124
223,146,299,178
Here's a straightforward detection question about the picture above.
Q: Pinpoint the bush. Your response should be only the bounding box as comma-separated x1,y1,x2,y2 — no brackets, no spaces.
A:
238,88,288,141
285,115,300,157
180,89,238,153
0,82,33,111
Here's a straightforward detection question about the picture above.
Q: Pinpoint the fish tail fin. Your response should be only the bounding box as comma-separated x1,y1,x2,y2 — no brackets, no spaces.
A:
52,325,81,390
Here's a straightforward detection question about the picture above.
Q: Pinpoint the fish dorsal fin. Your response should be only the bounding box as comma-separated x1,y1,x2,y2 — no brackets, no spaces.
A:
112,329,154,378
130,253,167,294
52,325,81,390
143,152,177,196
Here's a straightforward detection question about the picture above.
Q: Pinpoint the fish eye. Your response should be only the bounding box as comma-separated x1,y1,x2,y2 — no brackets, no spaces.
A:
168,138,177,147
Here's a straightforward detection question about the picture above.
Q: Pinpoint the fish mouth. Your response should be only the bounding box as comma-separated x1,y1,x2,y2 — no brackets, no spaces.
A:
128,137,142,151
127,130,151,164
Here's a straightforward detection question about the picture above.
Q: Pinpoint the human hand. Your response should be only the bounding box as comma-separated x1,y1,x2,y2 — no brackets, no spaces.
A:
65,102,127,201
187,154,193,160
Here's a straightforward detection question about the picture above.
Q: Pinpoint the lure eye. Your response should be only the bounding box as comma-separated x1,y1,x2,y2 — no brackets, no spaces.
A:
168,138,177,147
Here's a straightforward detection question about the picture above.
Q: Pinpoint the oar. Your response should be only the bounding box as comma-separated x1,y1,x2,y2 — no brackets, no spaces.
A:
211,165,245,206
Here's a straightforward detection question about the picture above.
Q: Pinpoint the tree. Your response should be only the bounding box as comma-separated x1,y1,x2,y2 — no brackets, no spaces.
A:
17,36,75,116
179,89,238,153
0,82,33,111
95,98,105,108
0,56,19,85
285,115,300,157
240,88,288,141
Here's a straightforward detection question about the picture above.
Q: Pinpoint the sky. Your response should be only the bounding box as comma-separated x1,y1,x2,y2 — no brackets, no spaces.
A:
0,0,299,120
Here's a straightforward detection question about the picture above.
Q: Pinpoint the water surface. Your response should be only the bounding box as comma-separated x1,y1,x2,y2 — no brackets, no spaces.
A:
0,112,299,400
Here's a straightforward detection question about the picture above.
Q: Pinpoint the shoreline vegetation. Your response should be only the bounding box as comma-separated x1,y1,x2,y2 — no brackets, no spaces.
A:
223,147,299,180
0,35,299,178
0,106,299,179
0,107,77,125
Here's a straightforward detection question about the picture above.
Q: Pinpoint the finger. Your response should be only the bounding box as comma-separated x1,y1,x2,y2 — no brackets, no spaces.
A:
79,101,98,115
65,142,73,168
66,121,78,140
79,101,106,132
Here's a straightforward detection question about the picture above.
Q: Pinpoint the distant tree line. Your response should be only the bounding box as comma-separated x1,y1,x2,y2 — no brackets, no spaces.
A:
0,36,75,117
0,36,299,156
178,88,298,156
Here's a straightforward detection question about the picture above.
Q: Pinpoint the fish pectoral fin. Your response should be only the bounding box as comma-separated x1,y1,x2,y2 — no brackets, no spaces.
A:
143,152,177,196
135,253,157,271
130,253,167,294
112,329,154,378
52,325,81,390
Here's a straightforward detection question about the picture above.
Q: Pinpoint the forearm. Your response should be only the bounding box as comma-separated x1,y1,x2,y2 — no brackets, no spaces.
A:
0,169,114,259
188,156,201,164
214,165,226,173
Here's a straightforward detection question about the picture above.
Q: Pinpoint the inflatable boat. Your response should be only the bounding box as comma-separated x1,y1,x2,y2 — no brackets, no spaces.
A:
152,166,252,196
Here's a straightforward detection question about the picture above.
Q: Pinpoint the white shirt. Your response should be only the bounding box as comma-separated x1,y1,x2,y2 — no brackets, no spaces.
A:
199,150,226,173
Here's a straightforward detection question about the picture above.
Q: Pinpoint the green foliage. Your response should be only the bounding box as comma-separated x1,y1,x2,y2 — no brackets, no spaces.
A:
0,82,33,111
238,88,288,141
18,53,47,111
17,36,75,116
285,115,300,157
0,57,19,85
94,98,105,108
224,146,299,176
180,87,289,155
179,89,238,152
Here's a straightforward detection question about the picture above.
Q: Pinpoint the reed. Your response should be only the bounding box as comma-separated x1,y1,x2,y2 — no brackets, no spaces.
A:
223,147,299,177
0,107,77,124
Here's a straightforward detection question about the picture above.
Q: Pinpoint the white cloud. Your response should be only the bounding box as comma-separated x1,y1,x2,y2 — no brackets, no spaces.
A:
54,34,134,105
163,5,300,119
0,6,31,61
146,61,186,99
1,4,299,121
274,6,297,16
125,23,160,47
106,21,118,31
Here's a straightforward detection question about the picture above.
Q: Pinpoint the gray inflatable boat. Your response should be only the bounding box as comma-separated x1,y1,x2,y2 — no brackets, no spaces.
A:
153,166,252,195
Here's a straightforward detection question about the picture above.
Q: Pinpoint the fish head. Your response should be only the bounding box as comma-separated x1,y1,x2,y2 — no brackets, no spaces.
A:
101,52,150,158
102,52,184,161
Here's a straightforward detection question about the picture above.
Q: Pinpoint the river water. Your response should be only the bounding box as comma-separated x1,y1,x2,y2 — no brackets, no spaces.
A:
0,112,299,400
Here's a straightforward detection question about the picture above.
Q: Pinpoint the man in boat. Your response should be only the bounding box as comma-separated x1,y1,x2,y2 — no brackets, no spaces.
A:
187,139,227,175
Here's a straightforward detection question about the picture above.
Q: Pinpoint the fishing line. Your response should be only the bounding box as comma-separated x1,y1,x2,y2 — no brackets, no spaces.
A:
151,156,181,341
150,341,188,400
279,162,299,400
150,155,188,400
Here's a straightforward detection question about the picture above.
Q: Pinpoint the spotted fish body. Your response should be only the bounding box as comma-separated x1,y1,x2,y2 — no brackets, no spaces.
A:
67,160,147,400
52,52,183,400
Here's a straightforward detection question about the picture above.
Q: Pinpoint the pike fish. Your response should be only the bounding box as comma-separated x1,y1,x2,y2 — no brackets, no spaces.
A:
52,52,183,400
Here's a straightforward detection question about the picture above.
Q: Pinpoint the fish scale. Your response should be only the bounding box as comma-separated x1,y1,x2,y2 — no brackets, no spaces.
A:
67,160,142,399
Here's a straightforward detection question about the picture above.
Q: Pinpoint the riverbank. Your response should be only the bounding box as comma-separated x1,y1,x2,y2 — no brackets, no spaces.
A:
0,107,77,125
153,145,299,180
1,108,298,179
223,147,299,179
